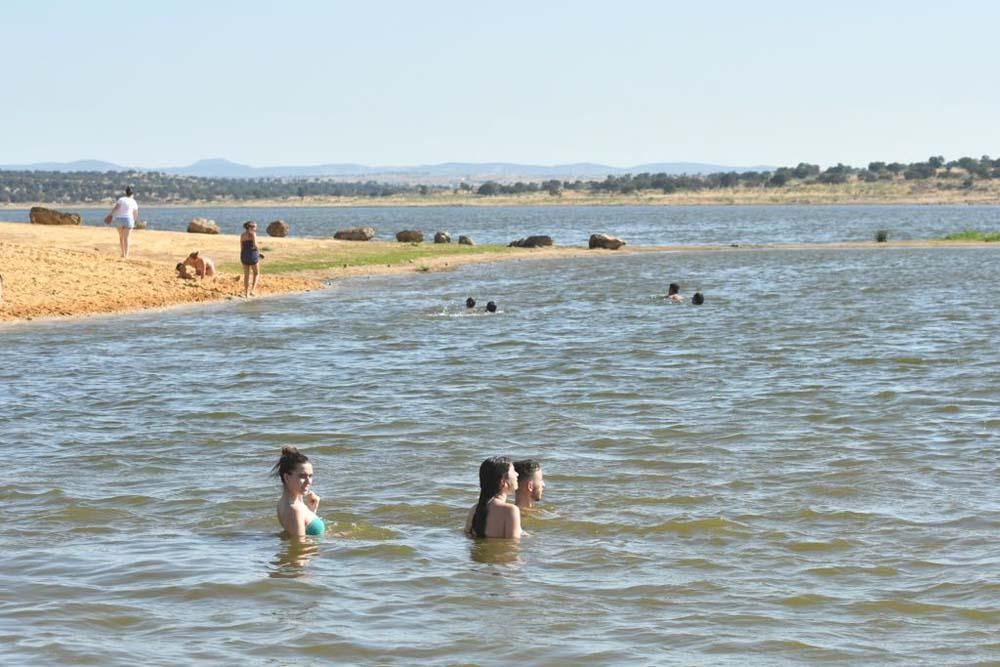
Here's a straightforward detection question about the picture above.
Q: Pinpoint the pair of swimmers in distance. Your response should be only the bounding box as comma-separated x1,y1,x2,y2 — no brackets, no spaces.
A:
465,297,498,313
272,448,544,540
667,283,704,305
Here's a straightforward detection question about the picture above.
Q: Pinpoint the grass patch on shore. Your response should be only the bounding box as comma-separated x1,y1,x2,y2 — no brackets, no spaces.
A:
219,242,517,274
941,230,1000,242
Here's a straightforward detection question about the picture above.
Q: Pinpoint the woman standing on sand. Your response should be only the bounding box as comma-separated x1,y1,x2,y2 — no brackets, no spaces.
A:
465,456,521,539
272,446,325,537
240,221,261,297
105,185,139,258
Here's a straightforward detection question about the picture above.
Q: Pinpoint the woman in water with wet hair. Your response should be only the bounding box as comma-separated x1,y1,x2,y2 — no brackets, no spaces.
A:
464,456,521,539
271,446,325,537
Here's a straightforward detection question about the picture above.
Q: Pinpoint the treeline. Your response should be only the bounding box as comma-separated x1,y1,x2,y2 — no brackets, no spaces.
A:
0,170,425,203
475,155,1000,196
3,155,1000,203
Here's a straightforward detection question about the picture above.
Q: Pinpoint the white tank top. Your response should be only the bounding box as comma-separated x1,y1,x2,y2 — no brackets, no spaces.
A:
112,196,138,221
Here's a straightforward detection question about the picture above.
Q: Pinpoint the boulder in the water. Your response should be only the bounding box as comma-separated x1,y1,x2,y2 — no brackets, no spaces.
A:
588,233,625,250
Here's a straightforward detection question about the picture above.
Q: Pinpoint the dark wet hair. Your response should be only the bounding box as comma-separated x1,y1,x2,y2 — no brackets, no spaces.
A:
514,459,541,482
485,301,497,313
465,297,476,308
125,185,134,196
270,446,311,488
471,456,513,538
243,221,257,230
668,283,680,295
692,292,704,305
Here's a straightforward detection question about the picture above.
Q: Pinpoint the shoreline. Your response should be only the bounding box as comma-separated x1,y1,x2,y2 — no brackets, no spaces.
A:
3,181,1000,210
1,221,997,324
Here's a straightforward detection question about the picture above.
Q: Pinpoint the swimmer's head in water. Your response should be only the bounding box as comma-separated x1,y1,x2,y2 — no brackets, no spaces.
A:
471,456,515,537
271,446,312,490
514,459,544,501
668,283,680,295
466,297,476,309
692,292,704,305
486,301,497,313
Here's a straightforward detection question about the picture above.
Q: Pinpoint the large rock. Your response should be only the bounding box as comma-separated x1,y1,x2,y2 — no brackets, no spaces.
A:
334,226,375,241
589,233,626,250
29,207,81,226
187,218,220,234
434,231,451,244
396,230,424,243
509,235,554,248
458,235,475,246
266,220,289,237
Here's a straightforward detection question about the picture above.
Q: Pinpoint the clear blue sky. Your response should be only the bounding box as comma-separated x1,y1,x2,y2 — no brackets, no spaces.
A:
3,0,998,169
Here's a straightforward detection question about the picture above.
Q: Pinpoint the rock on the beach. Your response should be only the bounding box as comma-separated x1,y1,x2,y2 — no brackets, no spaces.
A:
334,227,376,241
509,235,554,248
588,233,625,250
458,235,475,246
396,230,424,243
267,220,289,237
29,207,81,226
434,231,451,244
187,218,220,234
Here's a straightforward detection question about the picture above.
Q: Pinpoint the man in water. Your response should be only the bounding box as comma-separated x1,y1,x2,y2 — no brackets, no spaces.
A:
466,297,476,309
513,459,545,510
692,292,704,305
485,301,498,313
666,283,684,302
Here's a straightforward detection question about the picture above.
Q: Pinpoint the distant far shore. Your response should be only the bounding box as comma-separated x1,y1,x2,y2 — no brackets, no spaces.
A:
3,179,1000,209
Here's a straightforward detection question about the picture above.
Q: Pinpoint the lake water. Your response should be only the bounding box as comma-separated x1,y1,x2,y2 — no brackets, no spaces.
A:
4,203,1000,245
1,207,999,664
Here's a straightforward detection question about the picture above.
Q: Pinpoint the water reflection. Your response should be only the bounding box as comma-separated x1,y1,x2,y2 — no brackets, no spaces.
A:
468,538,522,566
269,537,320,578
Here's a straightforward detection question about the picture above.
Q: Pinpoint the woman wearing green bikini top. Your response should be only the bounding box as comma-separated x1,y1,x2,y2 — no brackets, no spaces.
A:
272,446,325,537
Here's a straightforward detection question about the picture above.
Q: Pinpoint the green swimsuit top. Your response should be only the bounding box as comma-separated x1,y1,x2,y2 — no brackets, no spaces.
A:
305,516,325,536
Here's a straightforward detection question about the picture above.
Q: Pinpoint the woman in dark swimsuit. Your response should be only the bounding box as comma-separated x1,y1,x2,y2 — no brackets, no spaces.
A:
240,221,261,297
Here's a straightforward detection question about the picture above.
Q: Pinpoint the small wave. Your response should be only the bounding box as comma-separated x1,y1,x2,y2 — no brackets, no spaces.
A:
851,599,951,616
787,538,853,553
778,593,837,607
805,565,898,577
645,517,749,536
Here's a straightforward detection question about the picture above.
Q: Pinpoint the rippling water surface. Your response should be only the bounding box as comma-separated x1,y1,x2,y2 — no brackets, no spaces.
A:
2,216,999,663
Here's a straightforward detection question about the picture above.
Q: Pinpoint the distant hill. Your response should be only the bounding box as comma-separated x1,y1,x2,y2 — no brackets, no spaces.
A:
0,158,775,182
0,159,128,172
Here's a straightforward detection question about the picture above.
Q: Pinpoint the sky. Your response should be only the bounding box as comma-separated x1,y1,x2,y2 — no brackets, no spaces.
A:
3,0,999,169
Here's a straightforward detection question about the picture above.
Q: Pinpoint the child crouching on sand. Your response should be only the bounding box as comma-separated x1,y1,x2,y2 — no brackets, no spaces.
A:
183,252,216,280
